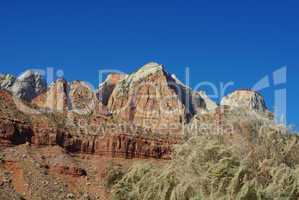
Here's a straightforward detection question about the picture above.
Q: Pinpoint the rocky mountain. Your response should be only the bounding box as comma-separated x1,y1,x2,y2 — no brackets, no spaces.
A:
0,70,46,101
1,62,219,161
107,62,215,134
0,63,285,200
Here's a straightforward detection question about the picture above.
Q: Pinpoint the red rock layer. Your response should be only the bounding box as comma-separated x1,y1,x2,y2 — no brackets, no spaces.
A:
0,117,179,160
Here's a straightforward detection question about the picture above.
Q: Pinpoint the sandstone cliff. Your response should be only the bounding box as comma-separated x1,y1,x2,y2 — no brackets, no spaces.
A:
97,73,128,105
107,62,216,134
1,89,178,159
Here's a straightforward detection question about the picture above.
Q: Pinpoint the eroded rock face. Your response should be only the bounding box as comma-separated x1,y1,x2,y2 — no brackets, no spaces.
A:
97,73,128,105
108,62,215,134
69,80,97,114
0,71,46,101
56,132,178,159
0,118,33,147
1,89,177,160
32,79,109,115
220,90,267,112
107,63,183,134
11,70,47,101
197,91,218,112
32,79,68,112
0,90,33,146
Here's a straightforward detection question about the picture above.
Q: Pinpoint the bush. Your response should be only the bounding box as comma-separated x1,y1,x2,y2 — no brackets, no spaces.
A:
104,161,127,189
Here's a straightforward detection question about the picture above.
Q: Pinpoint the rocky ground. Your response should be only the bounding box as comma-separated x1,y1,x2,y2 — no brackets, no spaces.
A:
0,144,166,200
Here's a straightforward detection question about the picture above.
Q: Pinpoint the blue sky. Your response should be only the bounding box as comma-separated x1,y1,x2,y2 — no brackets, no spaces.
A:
0,0,298,128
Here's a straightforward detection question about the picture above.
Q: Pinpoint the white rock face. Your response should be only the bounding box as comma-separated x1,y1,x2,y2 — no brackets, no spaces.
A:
220,90,267,112
112,62,164,95
170,74,217,114
197,91,218,112
0,70,46,101
11,70,46,101
133,62,164,81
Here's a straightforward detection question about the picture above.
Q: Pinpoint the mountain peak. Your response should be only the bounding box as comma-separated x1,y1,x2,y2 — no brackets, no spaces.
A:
220,89,267,112
0,70,46,101
132,62,165,82
17,70,41,80
139,62,163,71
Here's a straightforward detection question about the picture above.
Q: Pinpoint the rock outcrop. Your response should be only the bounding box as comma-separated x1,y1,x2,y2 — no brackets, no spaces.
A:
220,89,267,112
0,70,46,101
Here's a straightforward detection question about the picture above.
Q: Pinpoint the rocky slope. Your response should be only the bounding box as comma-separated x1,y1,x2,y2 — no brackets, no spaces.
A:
0,144,112,200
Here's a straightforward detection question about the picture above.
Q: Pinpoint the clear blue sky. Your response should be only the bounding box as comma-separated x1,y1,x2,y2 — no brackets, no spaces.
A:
0,0,298,128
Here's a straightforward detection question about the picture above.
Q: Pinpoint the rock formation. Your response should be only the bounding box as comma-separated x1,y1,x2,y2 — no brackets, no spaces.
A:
107,62,216,134
0,64,272,161
0,70,46,101
0,64,290,200
196,90,218,112
220,89,267,112
32,79,109,114
0,89,178,160
97,73,128,105
32,79,69,112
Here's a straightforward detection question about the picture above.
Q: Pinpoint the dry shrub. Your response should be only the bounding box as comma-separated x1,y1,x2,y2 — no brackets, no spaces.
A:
111,109,299,200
